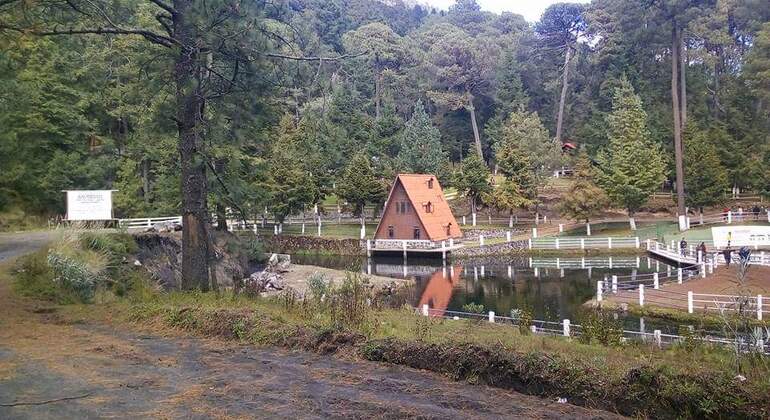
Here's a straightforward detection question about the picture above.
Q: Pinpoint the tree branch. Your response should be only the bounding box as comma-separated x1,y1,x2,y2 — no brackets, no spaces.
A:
147,0,177,16
264,51,367,61
0,25,175,48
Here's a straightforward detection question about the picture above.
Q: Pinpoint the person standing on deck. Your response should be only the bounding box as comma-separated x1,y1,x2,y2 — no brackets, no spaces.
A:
680,238,687,256
697,242,707,262
723,247,733,268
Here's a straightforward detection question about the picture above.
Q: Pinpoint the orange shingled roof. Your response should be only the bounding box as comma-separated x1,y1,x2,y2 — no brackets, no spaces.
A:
376,173,462,241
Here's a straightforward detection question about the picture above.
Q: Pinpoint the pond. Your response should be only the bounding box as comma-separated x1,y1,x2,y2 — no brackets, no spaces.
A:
292,253,688,333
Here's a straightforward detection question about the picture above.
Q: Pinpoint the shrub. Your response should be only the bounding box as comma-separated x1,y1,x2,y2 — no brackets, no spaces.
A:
79,231,137,262
511,307,534,335
577,309,624,346
46,250,99,302
327,272,371,330
462,302,485,314
12,250,78,303
306,272,330,301
244,238,267,263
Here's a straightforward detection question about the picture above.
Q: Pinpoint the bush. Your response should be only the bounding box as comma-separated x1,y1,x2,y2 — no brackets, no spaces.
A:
13,250,79,303
577,309,624,346
462,302,485,314
327,272,371,330
244,238,267,263
46,250,99,302
79,231,137,262
306,272,330,301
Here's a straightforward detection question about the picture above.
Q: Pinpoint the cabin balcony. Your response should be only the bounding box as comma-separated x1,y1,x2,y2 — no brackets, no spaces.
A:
370,238,464,254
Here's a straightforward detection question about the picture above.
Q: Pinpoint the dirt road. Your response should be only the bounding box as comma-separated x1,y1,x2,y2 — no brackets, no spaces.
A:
0,231,55,262
0,236,623,419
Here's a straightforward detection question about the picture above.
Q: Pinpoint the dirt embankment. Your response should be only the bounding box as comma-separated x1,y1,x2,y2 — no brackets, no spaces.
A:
0,262,621,419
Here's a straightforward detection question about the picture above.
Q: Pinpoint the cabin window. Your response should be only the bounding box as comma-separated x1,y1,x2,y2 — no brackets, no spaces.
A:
388,225,394,238
413,227,421,240
423,201,433,213
446,223,452,236
427,178,434,189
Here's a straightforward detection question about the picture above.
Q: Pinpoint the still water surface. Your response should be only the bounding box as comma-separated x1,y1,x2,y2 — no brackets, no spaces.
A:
293,253,685,332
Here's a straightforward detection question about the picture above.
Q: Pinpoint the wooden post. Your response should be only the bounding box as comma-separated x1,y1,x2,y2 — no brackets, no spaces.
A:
488,311,495,323
688,291,693,313
653,273,659,289
563,319,570,337
597,281,603,302
639,284,645,306
653,330,662,348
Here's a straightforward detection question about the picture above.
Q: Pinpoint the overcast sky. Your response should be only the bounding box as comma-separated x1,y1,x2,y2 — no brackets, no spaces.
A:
420,0,591,22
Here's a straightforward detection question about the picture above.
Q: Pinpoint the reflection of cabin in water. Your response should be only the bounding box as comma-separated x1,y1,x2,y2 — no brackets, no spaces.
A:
417,265,462,318
372,174,463,255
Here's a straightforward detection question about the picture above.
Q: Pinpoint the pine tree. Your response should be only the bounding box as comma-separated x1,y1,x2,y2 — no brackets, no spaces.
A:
336,153,388,228
597,80,666,216
683,127,728,211
497,108,562,183
397,100,448,176
494,141,538,201
453,153,491,217
559,151,608,223
267,115,318,224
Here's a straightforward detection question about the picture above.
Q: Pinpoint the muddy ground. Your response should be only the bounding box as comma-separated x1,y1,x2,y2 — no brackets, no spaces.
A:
0,233,624,419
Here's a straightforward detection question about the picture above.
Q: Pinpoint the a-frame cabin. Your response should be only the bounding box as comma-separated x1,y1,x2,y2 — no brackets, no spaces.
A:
372,174,463,255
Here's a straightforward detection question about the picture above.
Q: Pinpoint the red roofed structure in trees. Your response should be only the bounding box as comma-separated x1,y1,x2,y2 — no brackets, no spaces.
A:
374,174,463,246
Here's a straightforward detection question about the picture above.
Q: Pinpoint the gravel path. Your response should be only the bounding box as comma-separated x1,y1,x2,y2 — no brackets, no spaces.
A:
0,231,55,262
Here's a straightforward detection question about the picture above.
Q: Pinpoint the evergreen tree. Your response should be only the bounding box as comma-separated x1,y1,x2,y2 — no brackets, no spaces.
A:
559,151,608,223
397,101,447,176
266,116,318,224
494,141,537,201
453,153,491,217
336,153,388,228
496,108,562,184
683,127,728,211
597,80,666,216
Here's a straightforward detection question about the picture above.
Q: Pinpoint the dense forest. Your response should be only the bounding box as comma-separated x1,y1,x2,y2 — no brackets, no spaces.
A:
2,0,770,287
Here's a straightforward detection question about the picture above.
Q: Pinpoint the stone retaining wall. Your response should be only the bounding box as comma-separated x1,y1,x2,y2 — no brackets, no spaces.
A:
262,235,364,255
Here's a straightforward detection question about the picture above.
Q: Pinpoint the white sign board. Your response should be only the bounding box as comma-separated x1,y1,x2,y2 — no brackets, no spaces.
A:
712,225,770,249
65,190,114,221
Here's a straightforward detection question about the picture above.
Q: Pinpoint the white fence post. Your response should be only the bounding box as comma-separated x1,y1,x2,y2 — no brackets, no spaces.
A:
608,237,612,249
758,295,763,321
653,330,662,348
563,319,570,337
559,223,564,233
402,240,407,259
532,228,538,238
653,273,659,289
555,238,560,250
580,238,585,250
366,240,371,258
597,281,603,302
488,311,495,323
586,222,591,236
677,268,683,284
506,231,511,242
462,215,466,225
530,325,537,334
528,238,532,249
639,284,645,306
688,291,694,314
635,237,640,249
479,235,485,247
701,263,706,278
422,304,429,316
612,275,618,293
727,211,732,224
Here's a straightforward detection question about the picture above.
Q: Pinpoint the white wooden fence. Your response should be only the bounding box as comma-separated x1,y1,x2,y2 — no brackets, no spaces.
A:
118,216,182,229
417,306,769,354
529,236,640,250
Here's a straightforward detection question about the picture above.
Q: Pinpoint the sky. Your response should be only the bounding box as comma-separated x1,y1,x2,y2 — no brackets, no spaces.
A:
420,0,592,22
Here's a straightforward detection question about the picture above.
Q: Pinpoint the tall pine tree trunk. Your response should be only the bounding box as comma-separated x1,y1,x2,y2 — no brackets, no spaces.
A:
175,0,210,291
679,29,687,130
555,46,572,144
468,95,483,160
671,25,686,217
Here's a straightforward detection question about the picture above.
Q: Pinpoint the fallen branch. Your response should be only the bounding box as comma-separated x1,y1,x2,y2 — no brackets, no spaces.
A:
0,392,92,407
